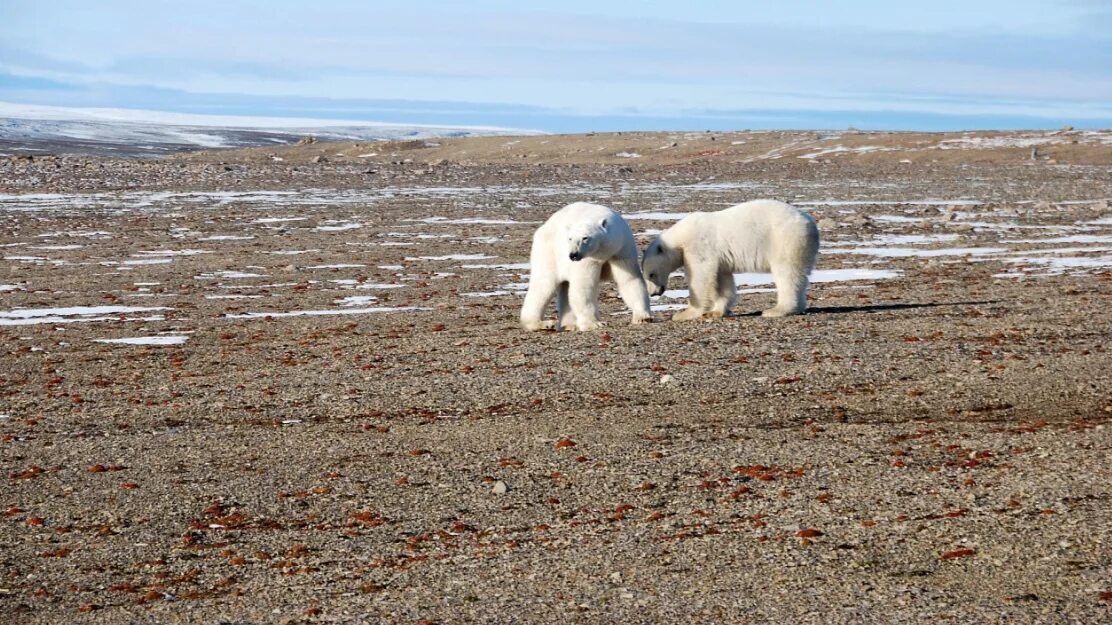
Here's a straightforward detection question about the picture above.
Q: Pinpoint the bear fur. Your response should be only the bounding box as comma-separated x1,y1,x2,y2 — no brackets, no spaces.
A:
521,202,652,331
642,200,819,320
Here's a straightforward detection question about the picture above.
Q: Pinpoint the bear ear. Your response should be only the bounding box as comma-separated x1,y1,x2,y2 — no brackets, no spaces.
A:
600,218,608,229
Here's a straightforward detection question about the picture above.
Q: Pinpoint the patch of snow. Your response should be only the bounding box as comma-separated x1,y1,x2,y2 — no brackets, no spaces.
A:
407,254,496,261
315,221,362,232
94,336,188,346
303,264,366,270
798,145,888,159
336,295,379,306
1002,255,1112,271
825,246,1007,258
409,216,520,225
657,268,901,298
825,234,960,247
136,249,212,257
225,306,431,320
253,217,307,224
270,249,319,255
196,271,266,279
1005,235,1112,245
625,212,690,221
0,101,537,134
461,262,530,270
0,305,169,326
205,294,264,300
38,230,111,238
933,134,1064,150
328,280,406,289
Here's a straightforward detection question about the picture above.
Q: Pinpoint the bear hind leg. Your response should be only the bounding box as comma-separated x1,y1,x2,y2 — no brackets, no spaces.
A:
706,270,737,319
521,277,558,331
555,282,576,330
763,262,809,317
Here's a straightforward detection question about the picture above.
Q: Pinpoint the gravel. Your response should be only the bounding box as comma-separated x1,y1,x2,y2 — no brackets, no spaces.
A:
0,136,1110,624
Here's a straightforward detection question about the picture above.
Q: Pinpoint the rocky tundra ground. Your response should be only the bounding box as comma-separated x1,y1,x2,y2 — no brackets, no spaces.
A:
0,129,1110,624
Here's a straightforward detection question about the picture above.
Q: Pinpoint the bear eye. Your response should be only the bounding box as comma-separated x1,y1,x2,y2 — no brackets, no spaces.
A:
649,273,656,280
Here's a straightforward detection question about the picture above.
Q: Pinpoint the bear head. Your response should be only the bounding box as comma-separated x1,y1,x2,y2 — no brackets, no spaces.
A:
641,238,682,296
566,217,609,262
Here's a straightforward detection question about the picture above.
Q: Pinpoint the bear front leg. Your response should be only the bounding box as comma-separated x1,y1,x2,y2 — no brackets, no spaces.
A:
673,259,718,322
520,278,557,331
567,261,603,331
608,258,653,325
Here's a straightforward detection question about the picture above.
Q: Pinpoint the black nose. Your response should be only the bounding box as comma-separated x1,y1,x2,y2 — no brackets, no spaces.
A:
569,253,581,261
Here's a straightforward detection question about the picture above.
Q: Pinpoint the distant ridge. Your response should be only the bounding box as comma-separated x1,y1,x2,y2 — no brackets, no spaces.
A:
0,102,542,158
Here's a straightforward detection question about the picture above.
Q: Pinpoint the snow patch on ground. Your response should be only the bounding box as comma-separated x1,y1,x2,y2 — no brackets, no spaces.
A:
226,306,431,320
825,246,1008,258
407,254,496,261
95,336,189,346
0,305,169,326
798,145,889,159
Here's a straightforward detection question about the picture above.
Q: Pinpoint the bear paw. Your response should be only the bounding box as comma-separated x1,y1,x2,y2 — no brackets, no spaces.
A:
761,307,800,318
522,319,557,331
576,320,603,331
630,313,653,325
672,307,705,322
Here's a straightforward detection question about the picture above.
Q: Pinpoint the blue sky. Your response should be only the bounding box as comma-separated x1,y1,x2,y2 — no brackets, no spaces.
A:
1,0,1110,131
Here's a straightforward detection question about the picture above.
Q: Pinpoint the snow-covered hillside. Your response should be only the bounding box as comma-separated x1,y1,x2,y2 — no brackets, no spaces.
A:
0,102,540,158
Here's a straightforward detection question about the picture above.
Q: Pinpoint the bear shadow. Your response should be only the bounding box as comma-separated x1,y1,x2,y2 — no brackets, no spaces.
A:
725,300,998,317
802,300,999,315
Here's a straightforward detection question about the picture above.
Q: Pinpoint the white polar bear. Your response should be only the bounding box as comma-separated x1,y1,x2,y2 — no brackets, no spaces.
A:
520,202,653,331
642,199,819,320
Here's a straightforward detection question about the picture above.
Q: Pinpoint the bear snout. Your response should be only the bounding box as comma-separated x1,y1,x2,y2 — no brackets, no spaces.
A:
569,252,582,261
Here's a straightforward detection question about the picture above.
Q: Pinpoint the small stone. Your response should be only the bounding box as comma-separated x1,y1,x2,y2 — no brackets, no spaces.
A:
491,481,509,495
659,374,675,385
817,217,837,230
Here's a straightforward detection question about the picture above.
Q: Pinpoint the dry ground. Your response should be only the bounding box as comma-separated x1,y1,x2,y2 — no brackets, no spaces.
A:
1,130,1111,624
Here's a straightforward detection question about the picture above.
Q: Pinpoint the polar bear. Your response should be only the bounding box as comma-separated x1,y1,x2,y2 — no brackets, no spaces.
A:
642,200,819,320
520,202,653,331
